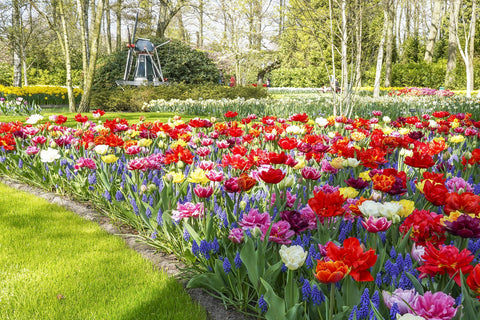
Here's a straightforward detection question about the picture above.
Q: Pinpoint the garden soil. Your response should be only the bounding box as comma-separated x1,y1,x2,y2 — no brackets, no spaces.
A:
0,176,253,320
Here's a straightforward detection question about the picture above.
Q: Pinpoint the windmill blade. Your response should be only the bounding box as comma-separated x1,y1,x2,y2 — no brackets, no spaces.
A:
123,26,134,81
131,12,139,46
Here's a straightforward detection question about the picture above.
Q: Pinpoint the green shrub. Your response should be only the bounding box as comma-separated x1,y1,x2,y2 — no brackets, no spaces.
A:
363,59,480,90
90,83,268,111
93,38,219,90
0,63,13,86
390,61,446,88
270,67,329,87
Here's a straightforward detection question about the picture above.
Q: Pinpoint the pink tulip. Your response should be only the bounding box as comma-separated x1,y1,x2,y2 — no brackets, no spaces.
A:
361,216,392,233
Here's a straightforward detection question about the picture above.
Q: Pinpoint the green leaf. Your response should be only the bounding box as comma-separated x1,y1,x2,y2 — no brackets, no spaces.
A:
187,271,226,293
260,278,286,320
240,237,261,287
396,227,412,253
405,272,425,295
285,304,303,320
460,272,480,319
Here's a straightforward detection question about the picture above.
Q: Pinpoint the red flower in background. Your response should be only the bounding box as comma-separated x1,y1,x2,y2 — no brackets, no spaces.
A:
422,171,446,184
462,148,480,166
258,168,285,184
417,243,473,286
105,134,124,147
224,111,238,118
74,113,88,123
92,109,105,117
0,133,16,151
444,192,480,215
326,237,377,282
371,168,407,195
467,264,480,296
278,137,298,150
422,180,448,206
288,113,309,123
399,209,445,246
357,148,387,169
432,111,450,118
268,151,288,165
308,190,346,217
228,127,244,137
404,151,435,168
55,115,68,125
372,174,395,192
237,173,257,192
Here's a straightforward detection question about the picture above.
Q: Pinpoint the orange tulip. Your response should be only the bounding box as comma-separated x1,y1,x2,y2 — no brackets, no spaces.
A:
314,260,349,284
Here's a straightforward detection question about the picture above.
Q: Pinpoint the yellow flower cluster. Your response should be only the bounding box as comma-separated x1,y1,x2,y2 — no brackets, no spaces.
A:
0,85,83,98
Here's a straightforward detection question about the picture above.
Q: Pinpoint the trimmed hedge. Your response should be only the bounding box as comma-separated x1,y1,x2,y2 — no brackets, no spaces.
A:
271,59,480,90
270,67,329,87
90,83,268,111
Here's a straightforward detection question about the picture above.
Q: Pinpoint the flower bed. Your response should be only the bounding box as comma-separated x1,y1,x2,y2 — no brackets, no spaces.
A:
0,85,83,105
388,87,455,97
2,107,480,319
144,95,480,120
0,96,42,115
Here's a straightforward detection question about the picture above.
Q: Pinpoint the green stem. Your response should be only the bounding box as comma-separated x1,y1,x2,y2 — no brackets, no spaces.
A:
286,269,294,310
328,283,335,320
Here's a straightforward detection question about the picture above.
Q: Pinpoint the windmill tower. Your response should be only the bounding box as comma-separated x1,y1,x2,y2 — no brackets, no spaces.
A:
116,13,169,87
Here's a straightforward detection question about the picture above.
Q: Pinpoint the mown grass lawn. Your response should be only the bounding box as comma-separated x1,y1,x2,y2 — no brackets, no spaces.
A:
0,183,207,320
0,109,197,127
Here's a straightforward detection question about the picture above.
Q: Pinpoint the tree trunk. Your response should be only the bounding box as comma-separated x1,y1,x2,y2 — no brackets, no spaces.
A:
467,0,476,97
177,12,187,41
22,50,28,86
198,0,204,47
78,0,105,112
341,0,348,93
59,0,76,112
374,6,388,98
12,0,22,87
328,0,337,114
76,0,88,82
384,0,394,87
354,0,363,87
278,0,284,36
115,0,122,50
445,0,460,88
424,0,442,63
105,0,112,54
456,0,476,98
29,0,76,111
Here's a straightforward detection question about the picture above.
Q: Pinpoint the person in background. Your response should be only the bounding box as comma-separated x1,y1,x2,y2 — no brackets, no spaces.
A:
229,75,236,87
266,79,271,87
219,70,224,84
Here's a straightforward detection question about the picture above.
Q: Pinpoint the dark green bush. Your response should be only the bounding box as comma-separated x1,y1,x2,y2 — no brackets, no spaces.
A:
362,58,480,90
93,38,219,90
90,83,268,111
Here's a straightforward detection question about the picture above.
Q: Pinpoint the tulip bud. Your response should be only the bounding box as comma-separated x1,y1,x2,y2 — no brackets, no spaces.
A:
252,226,263,238
239,201,247,211
177,161,184,169
140,184,148,194
464,151,473,160
442,151,451,162
278,175,294,189
147,184,157,192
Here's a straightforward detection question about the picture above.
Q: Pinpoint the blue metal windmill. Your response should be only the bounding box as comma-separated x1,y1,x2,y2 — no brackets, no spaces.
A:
116,13,169,87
